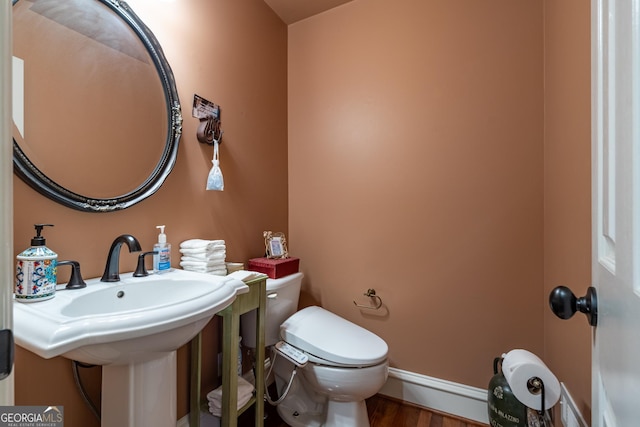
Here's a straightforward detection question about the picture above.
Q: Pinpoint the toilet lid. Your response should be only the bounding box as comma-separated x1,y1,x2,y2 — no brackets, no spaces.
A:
280,306,388,367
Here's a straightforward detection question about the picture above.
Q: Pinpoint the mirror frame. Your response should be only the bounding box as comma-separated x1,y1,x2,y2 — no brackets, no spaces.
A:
12,0,182,212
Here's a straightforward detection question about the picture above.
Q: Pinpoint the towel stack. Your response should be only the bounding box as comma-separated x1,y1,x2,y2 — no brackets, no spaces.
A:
206,376,255,417
179,239,227,275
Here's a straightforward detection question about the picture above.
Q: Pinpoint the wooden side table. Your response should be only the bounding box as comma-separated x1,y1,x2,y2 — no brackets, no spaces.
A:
190,275,267,427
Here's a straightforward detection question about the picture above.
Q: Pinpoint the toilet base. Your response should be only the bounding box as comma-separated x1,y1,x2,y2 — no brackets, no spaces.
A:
275,370,325,427
277,402,324,427
271,355,386,427
277,399,370,427
274,372,371,427
325,400,370,427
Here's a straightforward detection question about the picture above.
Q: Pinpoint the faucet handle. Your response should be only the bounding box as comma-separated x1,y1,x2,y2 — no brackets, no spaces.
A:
134,251,158,277
57,260,87,289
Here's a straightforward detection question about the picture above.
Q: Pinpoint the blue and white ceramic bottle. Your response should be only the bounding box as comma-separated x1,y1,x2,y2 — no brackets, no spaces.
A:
15,224,57,302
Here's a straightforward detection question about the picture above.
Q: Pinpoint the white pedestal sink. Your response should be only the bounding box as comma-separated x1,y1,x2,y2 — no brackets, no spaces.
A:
13,269,247,427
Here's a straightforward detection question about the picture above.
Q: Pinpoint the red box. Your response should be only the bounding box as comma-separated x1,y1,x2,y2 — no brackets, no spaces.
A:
247,257,300,279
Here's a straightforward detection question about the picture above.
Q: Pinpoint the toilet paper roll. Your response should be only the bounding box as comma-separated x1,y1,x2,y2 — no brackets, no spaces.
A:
501,349,560,411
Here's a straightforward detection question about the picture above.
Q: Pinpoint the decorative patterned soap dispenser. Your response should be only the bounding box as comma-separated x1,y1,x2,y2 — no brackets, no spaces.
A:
15,224,58,302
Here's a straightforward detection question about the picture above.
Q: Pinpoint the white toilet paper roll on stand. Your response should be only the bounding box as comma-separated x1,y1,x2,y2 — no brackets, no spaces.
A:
501,349,560,411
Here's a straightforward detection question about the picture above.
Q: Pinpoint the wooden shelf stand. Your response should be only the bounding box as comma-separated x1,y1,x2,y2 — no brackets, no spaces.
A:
190,275,267,427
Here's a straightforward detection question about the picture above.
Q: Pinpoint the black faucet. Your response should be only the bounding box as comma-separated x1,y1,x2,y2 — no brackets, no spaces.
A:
101,234,142,282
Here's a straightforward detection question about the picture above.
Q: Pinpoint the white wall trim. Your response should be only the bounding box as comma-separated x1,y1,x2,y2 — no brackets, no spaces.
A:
378,367,489,424
177,411,220,427
560,382,588,427
177,415,188,427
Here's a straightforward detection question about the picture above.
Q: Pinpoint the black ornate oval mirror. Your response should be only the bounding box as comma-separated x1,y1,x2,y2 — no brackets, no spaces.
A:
12,0,182,212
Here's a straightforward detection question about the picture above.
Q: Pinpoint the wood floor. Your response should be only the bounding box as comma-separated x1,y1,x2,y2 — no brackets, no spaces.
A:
239,394,488,427
366,395,487,427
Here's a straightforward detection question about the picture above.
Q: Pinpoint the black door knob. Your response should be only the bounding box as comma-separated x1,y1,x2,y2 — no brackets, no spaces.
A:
549,286,598,327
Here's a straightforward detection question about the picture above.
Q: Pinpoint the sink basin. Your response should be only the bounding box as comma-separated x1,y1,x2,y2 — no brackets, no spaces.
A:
13,269,248,427
13,269,246,365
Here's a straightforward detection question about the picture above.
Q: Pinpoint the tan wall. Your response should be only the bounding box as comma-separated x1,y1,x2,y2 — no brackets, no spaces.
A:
12,1,287,426
543,0,592,421
288,0,545,389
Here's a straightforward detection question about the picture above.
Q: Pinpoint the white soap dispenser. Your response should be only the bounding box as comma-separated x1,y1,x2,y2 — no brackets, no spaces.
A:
15,224,58,302
153,225,171,274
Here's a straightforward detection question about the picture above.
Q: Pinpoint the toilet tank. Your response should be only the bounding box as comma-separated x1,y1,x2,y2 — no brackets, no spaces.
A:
241,272,303,348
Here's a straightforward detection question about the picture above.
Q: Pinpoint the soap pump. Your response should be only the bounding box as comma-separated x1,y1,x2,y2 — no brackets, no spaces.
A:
15,224,58,302
153,225,171,274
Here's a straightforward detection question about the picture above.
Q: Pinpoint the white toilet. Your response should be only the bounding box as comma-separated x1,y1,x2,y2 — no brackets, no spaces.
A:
241,272,389,427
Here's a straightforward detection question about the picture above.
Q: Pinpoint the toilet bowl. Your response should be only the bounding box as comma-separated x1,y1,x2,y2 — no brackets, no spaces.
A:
276,306,389,427
241,273,389,427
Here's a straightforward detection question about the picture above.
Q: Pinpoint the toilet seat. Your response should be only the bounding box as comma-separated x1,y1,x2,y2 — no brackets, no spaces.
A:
280,306,388,367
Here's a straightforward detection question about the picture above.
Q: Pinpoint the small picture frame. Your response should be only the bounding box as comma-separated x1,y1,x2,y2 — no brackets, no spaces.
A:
264,231,289,259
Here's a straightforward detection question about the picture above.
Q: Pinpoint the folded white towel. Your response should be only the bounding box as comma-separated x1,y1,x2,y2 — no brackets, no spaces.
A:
181,265,228,275
180,259,226,268
180,239,225,250
207,377,254,402
179,247,226,256
180,261,224,268
180,253,226,262
206,376,254,417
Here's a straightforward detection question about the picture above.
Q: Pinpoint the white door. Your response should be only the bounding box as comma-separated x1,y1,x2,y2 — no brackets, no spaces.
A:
591,0,640,425
0,0,14,406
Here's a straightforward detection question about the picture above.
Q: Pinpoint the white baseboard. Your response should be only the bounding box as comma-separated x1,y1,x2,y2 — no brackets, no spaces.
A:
177,411,220,427
559,382,588,427
178,367,490,426
378,367,489,424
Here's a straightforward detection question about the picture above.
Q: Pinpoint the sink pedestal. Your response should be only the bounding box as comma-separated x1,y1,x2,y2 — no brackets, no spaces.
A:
101,352,176,427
